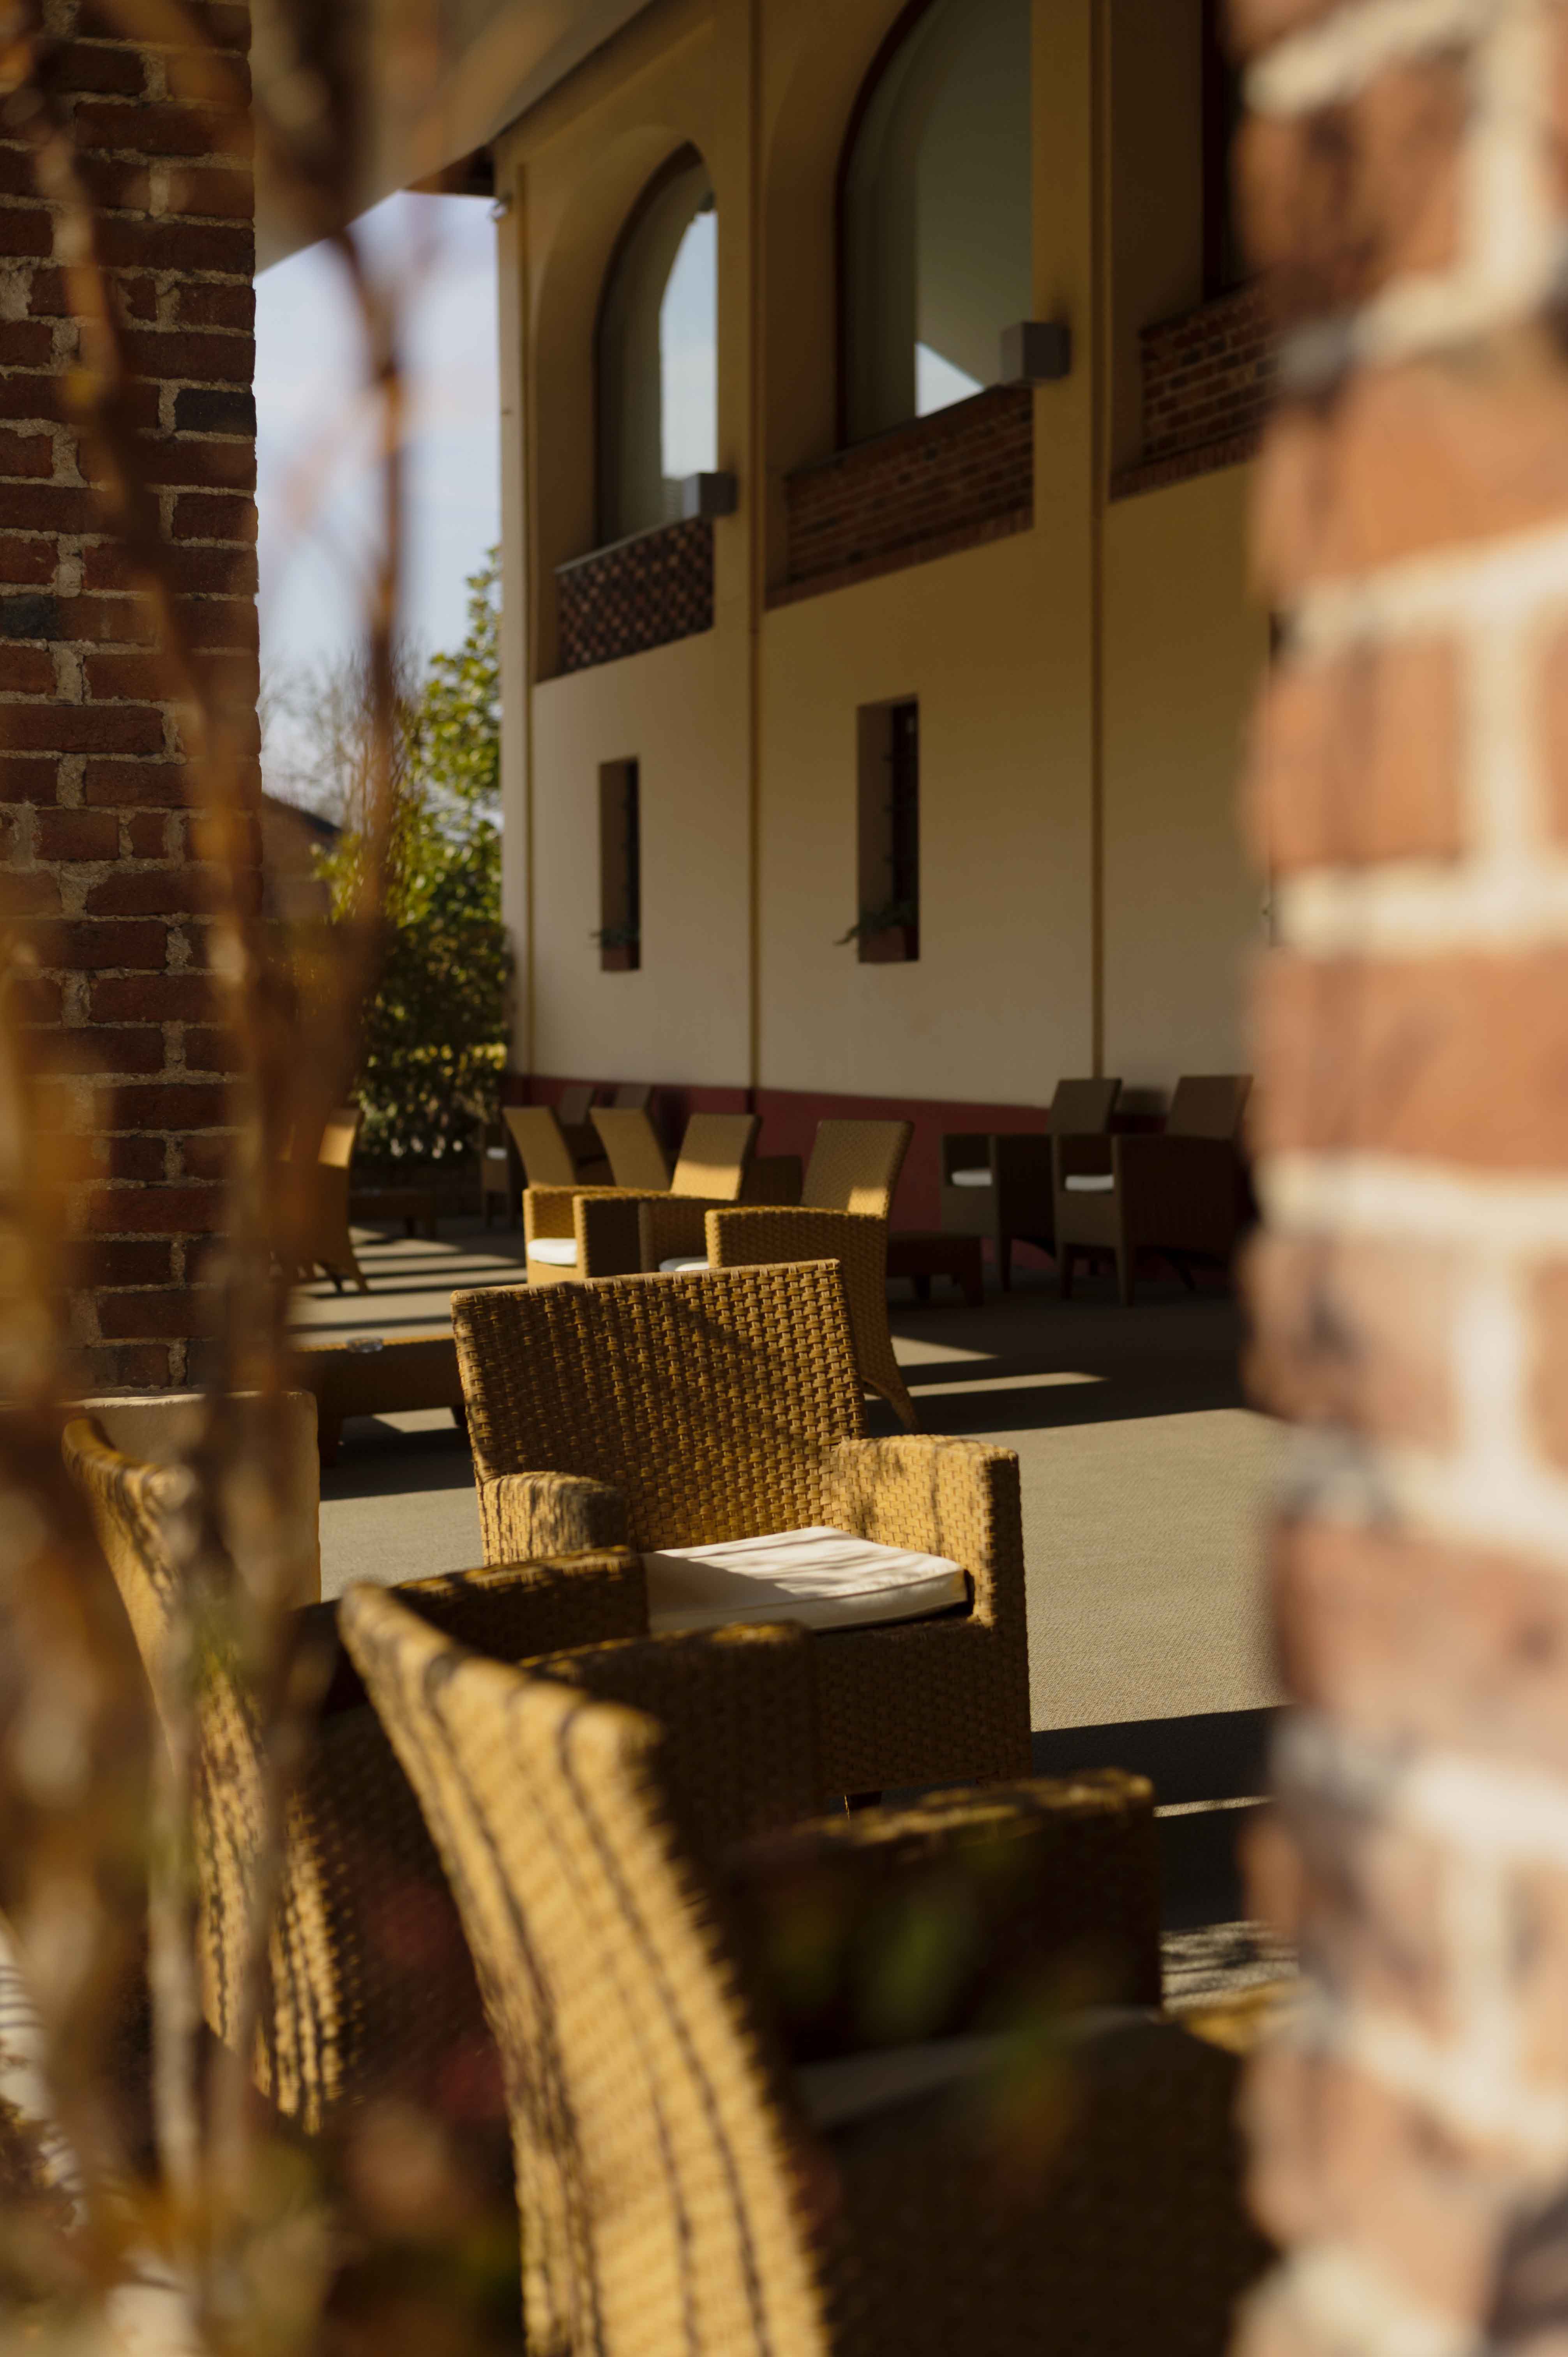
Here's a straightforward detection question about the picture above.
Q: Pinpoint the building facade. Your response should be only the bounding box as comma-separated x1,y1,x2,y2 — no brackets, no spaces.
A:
491,0,1271,1210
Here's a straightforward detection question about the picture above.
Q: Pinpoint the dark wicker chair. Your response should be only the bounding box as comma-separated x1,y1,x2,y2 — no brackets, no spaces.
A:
343,1589,1268,2357
940,1078,1122,1290
1054,1075,1253,1305
452,1260,1032,1799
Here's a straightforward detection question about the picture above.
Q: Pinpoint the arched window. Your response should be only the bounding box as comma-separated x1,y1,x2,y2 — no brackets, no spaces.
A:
841,0,1032,444
597,149,717,543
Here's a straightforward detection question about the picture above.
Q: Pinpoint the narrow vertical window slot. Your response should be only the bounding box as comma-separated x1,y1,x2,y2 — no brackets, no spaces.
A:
598,758,641,972
853,698,920,964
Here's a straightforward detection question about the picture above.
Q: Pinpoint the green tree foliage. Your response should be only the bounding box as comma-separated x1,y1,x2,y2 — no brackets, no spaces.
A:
311,553,510,1166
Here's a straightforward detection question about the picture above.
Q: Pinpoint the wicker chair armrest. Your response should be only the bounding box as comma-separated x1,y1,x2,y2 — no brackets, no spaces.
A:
637,1194,714,1265
941,1132,991,1178
476,1470,629,1564
823,1435,1020,1629
576,1191,650,1276
741,1153,805,1205
1051,1132,1113,1182
722,1770,1161,2059
307,1552,648,1714
523,1184,578,1242
706,1205,885,1271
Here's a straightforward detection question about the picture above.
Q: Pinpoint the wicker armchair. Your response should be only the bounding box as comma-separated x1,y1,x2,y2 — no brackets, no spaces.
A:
691,1120,916,1428
940,1078,1121,1290
590,1104,673,1188
283,1103,367,1294
452,1261,1031,1796
525,1111,761,1286
342,1589,1266,2357
1054,1075,1253,1306
61,1413,644,2141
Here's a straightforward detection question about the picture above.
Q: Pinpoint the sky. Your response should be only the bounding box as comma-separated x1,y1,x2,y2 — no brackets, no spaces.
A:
254,191,502,716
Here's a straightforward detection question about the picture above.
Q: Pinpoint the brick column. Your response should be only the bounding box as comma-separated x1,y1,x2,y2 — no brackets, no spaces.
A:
0,1,257,1389
1238,0,1568,2347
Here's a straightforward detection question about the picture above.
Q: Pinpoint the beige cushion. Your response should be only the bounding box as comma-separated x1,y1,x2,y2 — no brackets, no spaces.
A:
75,1389,321,1607
948,1167,992,1188
659,1256,710,1274
484,1147,509,1164
527,1237,579,1268
643,1524,966,1636
1065,1173,1116,1194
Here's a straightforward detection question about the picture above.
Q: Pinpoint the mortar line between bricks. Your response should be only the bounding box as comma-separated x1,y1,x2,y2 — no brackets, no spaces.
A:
1263,1153,1568,1250
1294,518,1568,650
1248,0,1497,115
1280,1425,1568,1574
1276,862,1568,956
1270,2243,1485,2357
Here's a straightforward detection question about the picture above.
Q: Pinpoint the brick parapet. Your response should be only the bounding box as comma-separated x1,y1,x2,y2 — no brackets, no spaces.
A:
781,383,1033,596
1112,281,1273,501
554,516,713,674
1236,0,1568,2350
0,0,257,1390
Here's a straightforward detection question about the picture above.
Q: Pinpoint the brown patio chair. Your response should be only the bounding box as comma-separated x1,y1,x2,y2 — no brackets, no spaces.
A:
284,1103,368,1294
613,1081,653,1111
479,1118,521,1227
590,1104,673,1189
940,1078,1122,1290
452,1258,1029,1797
555,1080,602,1168
1054,1075,1253,1306
342,1587,1266,2357
61,1413,645,2147
690,1119,916,1427
524,1110,760,1285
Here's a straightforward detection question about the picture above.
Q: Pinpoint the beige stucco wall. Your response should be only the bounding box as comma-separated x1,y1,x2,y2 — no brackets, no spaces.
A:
531,626,751,1084
494,0,1264,1112
1102,462,1268,1095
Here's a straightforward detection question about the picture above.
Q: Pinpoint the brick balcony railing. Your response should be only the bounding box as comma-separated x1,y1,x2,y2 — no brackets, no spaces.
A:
777,384,1033,604
555,515,714,674
1112,281,1274,501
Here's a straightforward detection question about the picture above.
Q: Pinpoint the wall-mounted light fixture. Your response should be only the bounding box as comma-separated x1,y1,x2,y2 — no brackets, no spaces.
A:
999,321,1072,383
679,471,738,520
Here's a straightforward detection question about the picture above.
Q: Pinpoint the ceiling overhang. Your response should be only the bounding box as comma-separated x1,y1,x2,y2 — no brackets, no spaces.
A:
255,0,661,269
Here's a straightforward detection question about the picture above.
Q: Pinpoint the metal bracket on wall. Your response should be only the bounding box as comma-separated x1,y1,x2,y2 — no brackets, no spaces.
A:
680,471,740,520
999,320,1073,383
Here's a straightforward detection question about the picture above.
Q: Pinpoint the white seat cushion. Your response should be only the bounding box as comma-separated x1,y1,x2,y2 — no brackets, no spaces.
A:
660,1256,710,1273
644,1524,966,1636
1065,1172,1116,1194
526,1237,579,1267
948,1167,992,1188
484,1147,509,1163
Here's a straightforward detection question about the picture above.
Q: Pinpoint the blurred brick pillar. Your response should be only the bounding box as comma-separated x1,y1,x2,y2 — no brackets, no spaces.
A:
0,2,258,1389
1237,0,1568,2347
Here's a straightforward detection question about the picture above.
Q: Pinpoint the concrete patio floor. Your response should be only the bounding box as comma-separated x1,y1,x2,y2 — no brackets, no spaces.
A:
290,1217,1281,1740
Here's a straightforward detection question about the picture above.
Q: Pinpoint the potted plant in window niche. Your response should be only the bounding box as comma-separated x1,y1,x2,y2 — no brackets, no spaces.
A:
838,898,918,964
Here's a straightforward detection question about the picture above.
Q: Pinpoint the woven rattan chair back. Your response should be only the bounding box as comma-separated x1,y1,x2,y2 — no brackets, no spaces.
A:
453,1263,866,1551
505,1105,579,1187
61,1418,493,2137
591,1106,672,1190
557,1082,595,1128
802,1119,912,1217
671,1111,759,1199
1167,1074,1252,1140
318,1104,362,1170
341,1585,831,2357
1047,1078,1120,1133
614,1082,653,1111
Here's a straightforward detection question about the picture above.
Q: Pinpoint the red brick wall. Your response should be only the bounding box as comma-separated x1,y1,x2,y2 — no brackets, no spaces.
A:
1112,281,1273,500
779,384,1033,602
1236,0,1568,2346
555,516,713,675
0,3,257,1391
